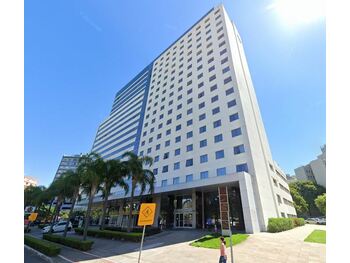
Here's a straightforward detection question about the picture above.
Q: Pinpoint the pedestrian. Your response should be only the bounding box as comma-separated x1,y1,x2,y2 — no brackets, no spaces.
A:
219,236,227,263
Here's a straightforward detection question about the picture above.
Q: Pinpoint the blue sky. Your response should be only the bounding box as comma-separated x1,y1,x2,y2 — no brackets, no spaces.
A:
25,0,325,187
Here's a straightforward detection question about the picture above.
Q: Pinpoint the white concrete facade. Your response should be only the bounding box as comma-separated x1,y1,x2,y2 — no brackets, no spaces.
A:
89,4,296,233
295,145,326,188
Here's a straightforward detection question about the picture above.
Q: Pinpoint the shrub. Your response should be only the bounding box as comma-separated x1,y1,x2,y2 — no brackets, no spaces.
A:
38,224,49,229
267,217,305,232
43,234,93,251
24,228,31,233
104,226,161,236
293,218,305,227
74,228,142,242
24,235,61,256
267,218,294,233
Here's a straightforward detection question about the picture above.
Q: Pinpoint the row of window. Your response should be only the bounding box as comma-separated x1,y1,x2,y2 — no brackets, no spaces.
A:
152,146,246,174
141,113,240,148
159,163,248,187
153,11,222,72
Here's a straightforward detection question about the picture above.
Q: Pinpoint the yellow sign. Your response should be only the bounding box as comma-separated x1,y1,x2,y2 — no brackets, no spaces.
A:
137,203,156,226
28,213,38,221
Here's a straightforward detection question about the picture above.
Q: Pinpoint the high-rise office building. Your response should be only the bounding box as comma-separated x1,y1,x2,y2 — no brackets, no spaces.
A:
90,4,296,233
53,154,81,180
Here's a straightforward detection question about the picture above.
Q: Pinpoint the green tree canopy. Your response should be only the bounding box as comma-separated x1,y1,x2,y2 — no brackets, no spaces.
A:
315,193,326,215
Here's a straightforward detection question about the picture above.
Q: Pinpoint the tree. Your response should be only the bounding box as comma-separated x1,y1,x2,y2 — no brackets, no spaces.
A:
61,170,82,237
290,187,308,216
100,159,129,230
121,151,155,232
289,180,326,217
79,152,104,241
315,193,326,215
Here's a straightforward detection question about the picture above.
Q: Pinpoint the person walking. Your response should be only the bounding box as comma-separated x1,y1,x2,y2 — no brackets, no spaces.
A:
219,236,227,263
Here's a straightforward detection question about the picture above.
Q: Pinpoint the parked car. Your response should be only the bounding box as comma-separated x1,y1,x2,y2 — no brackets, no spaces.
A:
305,218,319,224
317,217,326,225
42,221,72,233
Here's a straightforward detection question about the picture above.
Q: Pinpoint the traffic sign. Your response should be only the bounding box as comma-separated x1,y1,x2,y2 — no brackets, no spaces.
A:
28,213,38,222
137,203,156,226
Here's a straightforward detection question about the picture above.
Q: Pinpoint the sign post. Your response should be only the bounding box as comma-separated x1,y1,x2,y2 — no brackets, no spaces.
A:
137,203,156,263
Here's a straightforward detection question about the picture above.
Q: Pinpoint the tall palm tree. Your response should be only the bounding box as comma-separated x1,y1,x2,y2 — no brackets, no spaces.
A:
79,152,104,241
47,176,66,233
62,170,82,237
100,159,129,230
121,151,155,232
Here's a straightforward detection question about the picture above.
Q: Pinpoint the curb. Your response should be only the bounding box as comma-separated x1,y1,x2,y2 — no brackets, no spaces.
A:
24,244,54,263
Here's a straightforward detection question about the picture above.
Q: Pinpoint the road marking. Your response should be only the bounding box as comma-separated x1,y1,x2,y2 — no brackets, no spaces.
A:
57,255,75,263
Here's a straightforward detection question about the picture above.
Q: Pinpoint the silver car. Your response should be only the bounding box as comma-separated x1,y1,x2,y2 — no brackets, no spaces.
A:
42,221,72,233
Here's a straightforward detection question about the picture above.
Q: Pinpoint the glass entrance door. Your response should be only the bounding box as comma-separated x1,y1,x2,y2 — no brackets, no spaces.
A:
175,212,192,228
175,213,183,227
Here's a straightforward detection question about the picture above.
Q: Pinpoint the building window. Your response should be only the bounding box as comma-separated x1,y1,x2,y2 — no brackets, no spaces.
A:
215,150,225,159
211,95,219,103
199,102,205,109
200,154,208,163
229,113,239,122
175,136,181,143
226,87,234,95
162,165,169,173
200,139,207,148
166,129,171,135
161,180,167,187
154,156,159,162
153,168,158,175
165,140,171,147
200,171,209,179
198,91,205,98
174,162,180,170
175,148,180,156
186,159,193,167
210,84,217,92
187,131,193,138
234,144,245,154
216,167,226,176
176,124,182,131
186,144,193,152
236,163,248,173
156,144,160,150
222,66,230,74
184,174,192,183
176,114,182,120
231,127,242,137
214,134,223,143
187,108,193,115
147,148,151,154
199,126,206,133
213,120,222,128
209,75,216,82
224,77,232,84
173,177,180,185
199,113,206,121
163,152,169,159
157,133,162,139
227,99,236,108
212,107,220,115
187,119,193,126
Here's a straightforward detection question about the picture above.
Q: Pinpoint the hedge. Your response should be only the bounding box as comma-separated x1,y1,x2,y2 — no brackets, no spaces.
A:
267,218,305,233
43,234,94,251
24,235,61,256
74,228,142,242
104,226,161,236
24,228,31,233
38,224,49,229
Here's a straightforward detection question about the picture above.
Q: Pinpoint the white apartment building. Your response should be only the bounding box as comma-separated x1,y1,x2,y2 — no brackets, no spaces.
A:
87,5,296,233
24,176,38,188
295,145,326,188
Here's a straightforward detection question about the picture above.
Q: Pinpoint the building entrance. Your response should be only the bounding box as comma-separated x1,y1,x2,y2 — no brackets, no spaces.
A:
174,212,193,228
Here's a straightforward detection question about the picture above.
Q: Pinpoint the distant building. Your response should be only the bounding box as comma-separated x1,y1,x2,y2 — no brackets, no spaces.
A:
286,174,297,183
294,145,326,188
24,176,37,188
53,154,81,180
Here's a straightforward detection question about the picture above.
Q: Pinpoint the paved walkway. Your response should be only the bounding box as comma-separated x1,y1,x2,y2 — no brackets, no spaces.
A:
27,224,326,263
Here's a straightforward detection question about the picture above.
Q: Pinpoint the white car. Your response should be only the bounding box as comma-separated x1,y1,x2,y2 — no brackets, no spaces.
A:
305,218,319,224
42,221,72,233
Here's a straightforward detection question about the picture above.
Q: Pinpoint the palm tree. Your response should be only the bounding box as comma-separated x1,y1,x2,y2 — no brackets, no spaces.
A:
100,159,129,230
62,170,82,237
47,176,66,233
79,152,104,241
121,151,155,232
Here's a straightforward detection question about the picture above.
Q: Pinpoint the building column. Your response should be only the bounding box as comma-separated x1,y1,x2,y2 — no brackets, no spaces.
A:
152,194,161,227
201,190,205,229
218,186,230,236
238,172,260,233
192,190,196,228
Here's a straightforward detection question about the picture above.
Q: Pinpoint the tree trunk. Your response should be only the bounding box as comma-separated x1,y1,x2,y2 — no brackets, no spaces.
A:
63,196,76,237
49,199,61,233
100,193,109,230
83,190,95,241
44,200,54,225
127,188,135,233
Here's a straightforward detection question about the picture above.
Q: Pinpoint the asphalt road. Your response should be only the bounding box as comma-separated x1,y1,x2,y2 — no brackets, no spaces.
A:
24,247,47,263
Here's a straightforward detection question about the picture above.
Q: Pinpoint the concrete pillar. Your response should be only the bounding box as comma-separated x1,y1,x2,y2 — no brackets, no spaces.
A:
238,172,260,233
192,190,196,228
152,194,161,227
201,190,205,229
